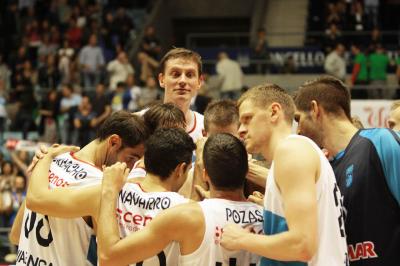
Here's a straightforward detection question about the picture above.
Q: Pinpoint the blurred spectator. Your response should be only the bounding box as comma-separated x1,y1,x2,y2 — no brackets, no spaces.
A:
10,47,29,88
111,81,125,112
101,12,118,61
351,44,368,99
74,95,96,147
58,40,75,84
59,84,81,144
38,90,59,143
57,0,72,30
0,161,15,226
141,26,161,60
91,83,111,127
0,55,11,91
369,44,391,99
10,175,26,225
348,1,367,44
37,34,58,58
137,51,159,85
368,27,382,53
78,34,105,89
49,25,62,47
107,51,134,91
281,55,298,74
0,83,7,144
139,76,160,109
113,7,134,48
324,43,346,81
252,28,268,59
326,3,343,29
216,52,243,100
38,54,59,89
324,23,343,53
364,0,379,27
66,17,83,50
123,74,141,112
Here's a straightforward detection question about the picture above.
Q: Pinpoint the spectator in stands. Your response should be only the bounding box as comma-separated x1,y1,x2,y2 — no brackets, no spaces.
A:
38,54,59,89
37,34,57,59
324,43,346,81
0,82,7,144
351,44,368,98
141,26,162,60
9,150,30,180
364,0,380,27
123,74,141,112
38,90,59,143
58,40,75,84
368,27,383,53
66,17,83,50
79,34,105,89
369,44,391,99
49,25,62,47
0,161,15,226
74,95,96,147
139,76,161,109
326,3,343,29
137,51,159,85
216,52,243,100
0,55,11,91
10,175,26,225
59,84,81,144
253,28,268,58
107,51,134,91
388,100,400,131
348,1,368,44
111,81,126,112
281,55,298,74
113,7,135,48
91,83,111,127
324,23,343,53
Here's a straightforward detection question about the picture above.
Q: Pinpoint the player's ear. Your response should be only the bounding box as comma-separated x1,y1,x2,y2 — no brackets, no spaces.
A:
108,134,122,151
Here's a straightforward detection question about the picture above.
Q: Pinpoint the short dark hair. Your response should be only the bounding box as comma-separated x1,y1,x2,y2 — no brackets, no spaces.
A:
204,100,239,132
238,83,295,124
295,76,351,120
203,133,248,190
96,111,149,148
159,48,202,76
143,103,186,134
145,128,196,180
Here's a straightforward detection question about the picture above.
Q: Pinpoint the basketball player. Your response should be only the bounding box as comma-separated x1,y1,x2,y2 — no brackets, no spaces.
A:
16,111,149,266
220,84,348,265
294,77,400,265
138,48,205,142
97,133,263,265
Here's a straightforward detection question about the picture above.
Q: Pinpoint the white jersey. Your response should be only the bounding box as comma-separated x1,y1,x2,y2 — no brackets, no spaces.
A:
17,152,103,266
137,108,204,143
127,160,147,179
262,135,348,266
117,182,188,266
179,199,263,266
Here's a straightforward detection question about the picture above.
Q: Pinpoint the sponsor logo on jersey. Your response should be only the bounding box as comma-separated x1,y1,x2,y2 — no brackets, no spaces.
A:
348,241,378,261
116,208,153,230
17,249,54,266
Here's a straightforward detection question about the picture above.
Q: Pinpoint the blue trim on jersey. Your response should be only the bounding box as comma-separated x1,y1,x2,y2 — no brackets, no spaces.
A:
359,129,400,205
261,211,307,266
332,149,345,163
87,235,97,265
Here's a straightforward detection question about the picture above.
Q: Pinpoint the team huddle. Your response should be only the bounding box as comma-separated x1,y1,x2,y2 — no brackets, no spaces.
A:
9,48,400,266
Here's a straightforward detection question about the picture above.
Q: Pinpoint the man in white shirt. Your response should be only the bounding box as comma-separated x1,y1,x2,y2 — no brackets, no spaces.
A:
107,51,134,91
324,43,346,81
216,52,244,100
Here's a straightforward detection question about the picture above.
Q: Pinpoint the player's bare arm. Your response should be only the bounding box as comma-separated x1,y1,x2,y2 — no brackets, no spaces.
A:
98,162,202,265
26,144,101,219
221,138,319,262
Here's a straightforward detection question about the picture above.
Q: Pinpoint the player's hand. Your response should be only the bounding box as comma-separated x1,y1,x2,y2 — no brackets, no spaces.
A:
220,223,248,251
195,185,210,200
27,144,49,174
247,191,264,206
247,159,268,184
47,144,80,158
102,162,130,193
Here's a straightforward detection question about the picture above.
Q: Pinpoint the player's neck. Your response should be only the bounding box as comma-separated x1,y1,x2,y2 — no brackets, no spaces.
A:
323,118,358,157
210,187,246,202
139,173,173,192
72,140,98,166
262,124,292,164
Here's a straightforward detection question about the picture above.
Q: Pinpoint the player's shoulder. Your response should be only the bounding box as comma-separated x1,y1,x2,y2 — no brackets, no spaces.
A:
277,135,317,157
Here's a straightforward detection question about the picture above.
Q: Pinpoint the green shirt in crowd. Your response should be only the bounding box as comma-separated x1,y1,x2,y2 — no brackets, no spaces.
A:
369,53,390,80
355,53,368,81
